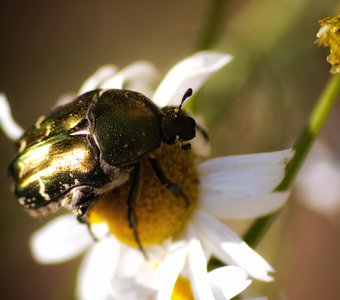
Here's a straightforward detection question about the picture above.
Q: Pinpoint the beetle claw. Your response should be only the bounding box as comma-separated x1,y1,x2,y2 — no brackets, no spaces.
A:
77,215,99,242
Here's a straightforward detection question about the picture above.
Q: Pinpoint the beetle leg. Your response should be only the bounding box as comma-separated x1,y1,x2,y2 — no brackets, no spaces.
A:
179,139,191,151
72,186,98,217
72,186,100,241
148,155,189,207
127,162,148,259
77,215,99,242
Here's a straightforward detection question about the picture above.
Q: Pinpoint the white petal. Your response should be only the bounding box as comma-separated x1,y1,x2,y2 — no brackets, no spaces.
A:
191,133,211,158
110,244,166,299
54,93,76,106
77,236,120,300
110,277,155,300
99,76,124,90
109,245,157,299
190,115,211,157
115,244,147,277
187,238,215,300
0,93,24,140
78,65,118,94
208,266,252,300
296,142,340,219
153,51,232,107
30,215,93,264
154,246,188,300
200,191,290,219
193,210,274,281
198,149,293,176
198,149,293,218
100,61,158,96
117,61,158,96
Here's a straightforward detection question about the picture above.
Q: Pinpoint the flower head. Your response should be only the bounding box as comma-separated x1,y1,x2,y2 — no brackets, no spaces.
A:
1,51,292,299
316,15,340,74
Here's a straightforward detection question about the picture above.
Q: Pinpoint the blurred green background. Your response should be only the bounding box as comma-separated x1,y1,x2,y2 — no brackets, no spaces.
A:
0,0,340,299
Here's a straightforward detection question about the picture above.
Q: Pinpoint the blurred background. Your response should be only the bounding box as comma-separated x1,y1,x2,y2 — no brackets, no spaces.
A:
0,0,339,299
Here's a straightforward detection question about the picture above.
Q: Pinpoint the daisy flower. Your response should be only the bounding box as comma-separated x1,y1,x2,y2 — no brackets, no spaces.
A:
0,51,292,300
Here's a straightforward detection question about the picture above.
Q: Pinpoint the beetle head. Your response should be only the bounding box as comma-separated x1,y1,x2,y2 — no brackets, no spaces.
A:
160,89,196,148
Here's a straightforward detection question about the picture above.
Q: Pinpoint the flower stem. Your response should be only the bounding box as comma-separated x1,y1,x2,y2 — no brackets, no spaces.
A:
244,73,340,247
197,0,228,50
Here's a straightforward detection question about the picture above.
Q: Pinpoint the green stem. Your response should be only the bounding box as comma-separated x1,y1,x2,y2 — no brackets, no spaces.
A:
197,0,228,50
187,0,228,112
277,73,340,190
244,73,340,247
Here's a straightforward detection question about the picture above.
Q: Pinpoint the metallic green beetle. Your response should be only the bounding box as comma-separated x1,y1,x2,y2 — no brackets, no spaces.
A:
9,88,196,249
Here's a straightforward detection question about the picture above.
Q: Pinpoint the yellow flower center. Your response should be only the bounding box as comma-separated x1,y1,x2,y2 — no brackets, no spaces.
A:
89,143,199,247
316,15,340,74
171,276,194,300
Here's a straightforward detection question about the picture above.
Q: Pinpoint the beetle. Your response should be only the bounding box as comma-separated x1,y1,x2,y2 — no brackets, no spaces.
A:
8,88,196,251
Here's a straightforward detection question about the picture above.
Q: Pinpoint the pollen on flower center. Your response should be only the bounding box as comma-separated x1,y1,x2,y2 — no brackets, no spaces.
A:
89,143,199,246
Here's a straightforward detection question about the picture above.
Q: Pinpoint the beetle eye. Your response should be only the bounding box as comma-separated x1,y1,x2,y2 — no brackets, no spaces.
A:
176,114,196,141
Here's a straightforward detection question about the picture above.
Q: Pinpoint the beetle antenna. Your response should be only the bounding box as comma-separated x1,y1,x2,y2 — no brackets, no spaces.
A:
177,88,193,117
